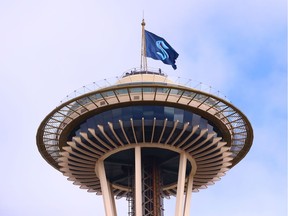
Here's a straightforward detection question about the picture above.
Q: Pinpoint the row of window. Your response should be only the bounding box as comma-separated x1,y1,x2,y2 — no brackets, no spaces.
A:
70,105,219,139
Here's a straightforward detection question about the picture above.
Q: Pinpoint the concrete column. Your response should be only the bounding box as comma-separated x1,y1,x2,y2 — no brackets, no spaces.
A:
184,171,194,216
175,152,187,216
135,146,142,216
96,159,117,216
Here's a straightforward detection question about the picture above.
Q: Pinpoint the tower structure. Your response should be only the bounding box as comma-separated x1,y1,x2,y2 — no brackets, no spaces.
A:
37,68,253,216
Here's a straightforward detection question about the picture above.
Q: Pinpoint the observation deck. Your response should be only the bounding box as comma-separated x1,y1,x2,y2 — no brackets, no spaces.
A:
36,68,253,215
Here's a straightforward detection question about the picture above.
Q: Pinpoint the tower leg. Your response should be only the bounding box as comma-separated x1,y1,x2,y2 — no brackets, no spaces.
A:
184,171,194,216
135,146,143,216
96,159,117,216
174,152,187,216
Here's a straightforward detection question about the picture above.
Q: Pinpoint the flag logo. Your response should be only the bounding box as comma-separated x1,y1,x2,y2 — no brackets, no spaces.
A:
156,40,169,60
145,30,179,70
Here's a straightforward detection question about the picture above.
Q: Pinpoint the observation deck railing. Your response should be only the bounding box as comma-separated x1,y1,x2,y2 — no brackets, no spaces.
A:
59,68,229,104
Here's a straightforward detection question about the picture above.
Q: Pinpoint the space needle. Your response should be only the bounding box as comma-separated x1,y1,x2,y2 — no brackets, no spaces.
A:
36,20,253,216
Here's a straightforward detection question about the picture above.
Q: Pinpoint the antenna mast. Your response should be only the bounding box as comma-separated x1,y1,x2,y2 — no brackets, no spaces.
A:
140,19,147,71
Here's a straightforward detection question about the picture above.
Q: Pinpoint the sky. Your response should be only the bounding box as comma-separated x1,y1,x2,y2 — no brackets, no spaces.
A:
0,0,286,215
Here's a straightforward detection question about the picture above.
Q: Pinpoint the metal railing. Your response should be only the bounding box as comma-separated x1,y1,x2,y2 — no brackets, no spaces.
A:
59,68,229,104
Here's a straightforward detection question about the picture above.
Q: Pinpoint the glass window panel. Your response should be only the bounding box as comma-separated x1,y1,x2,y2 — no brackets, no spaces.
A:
174,113,183,122
112,108,122,122
192,114,200,125
157,88,169,93
122,106,133,120
170,89,179,95
77,97,89,106
87,118,96,128
102,91,114,97
164,107,174,121
143,106,154,120
115,88,128,95
183,110,192,123
143,87,155,93
153,106,164,119
199,118,208,129
206,98,217,106
93,93,102,99
133,106,143,119
144,125,153,142
129,87,142,93
174,108,184,122
183,91,195,97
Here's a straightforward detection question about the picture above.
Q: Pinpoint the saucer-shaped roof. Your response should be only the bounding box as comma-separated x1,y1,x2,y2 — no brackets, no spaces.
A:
36,69,253,196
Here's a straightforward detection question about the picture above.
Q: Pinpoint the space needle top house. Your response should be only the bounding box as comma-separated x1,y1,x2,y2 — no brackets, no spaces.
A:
36,20,253,216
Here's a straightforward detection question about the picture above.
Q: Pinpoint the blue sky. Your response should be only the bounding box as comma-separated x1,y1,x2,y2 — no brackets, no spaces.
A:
0,0,286,215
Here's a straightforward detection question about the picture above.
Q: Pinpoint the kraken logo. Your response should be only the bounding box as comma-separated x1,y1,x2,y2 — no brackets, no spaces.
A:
156,40,169,60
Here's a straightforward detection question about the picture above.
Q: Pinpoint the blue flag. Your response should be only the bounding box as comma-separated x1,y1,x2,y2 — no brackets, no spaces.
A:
145,30,179,70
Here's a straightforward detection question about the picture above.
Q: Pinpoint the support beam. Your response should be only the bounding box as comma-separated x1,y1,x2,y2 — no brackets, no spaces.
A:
175,152,187,216
135,146,143,216
184,171,194,216
95,159,117,216
108,181,117,216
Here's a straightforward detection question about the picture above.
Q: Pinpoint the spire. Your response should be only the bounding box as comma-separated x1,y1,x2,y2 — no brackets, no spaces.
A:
140,19,148,71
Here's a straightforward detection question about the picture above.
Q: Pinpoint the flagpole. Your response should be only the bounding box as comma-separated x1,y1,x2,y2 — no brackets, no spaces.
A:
140,19,147,72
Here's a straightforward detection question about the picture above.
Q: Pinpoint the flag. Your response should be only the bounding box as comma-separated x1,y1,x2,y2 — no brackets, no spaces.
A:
145,30,179,70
